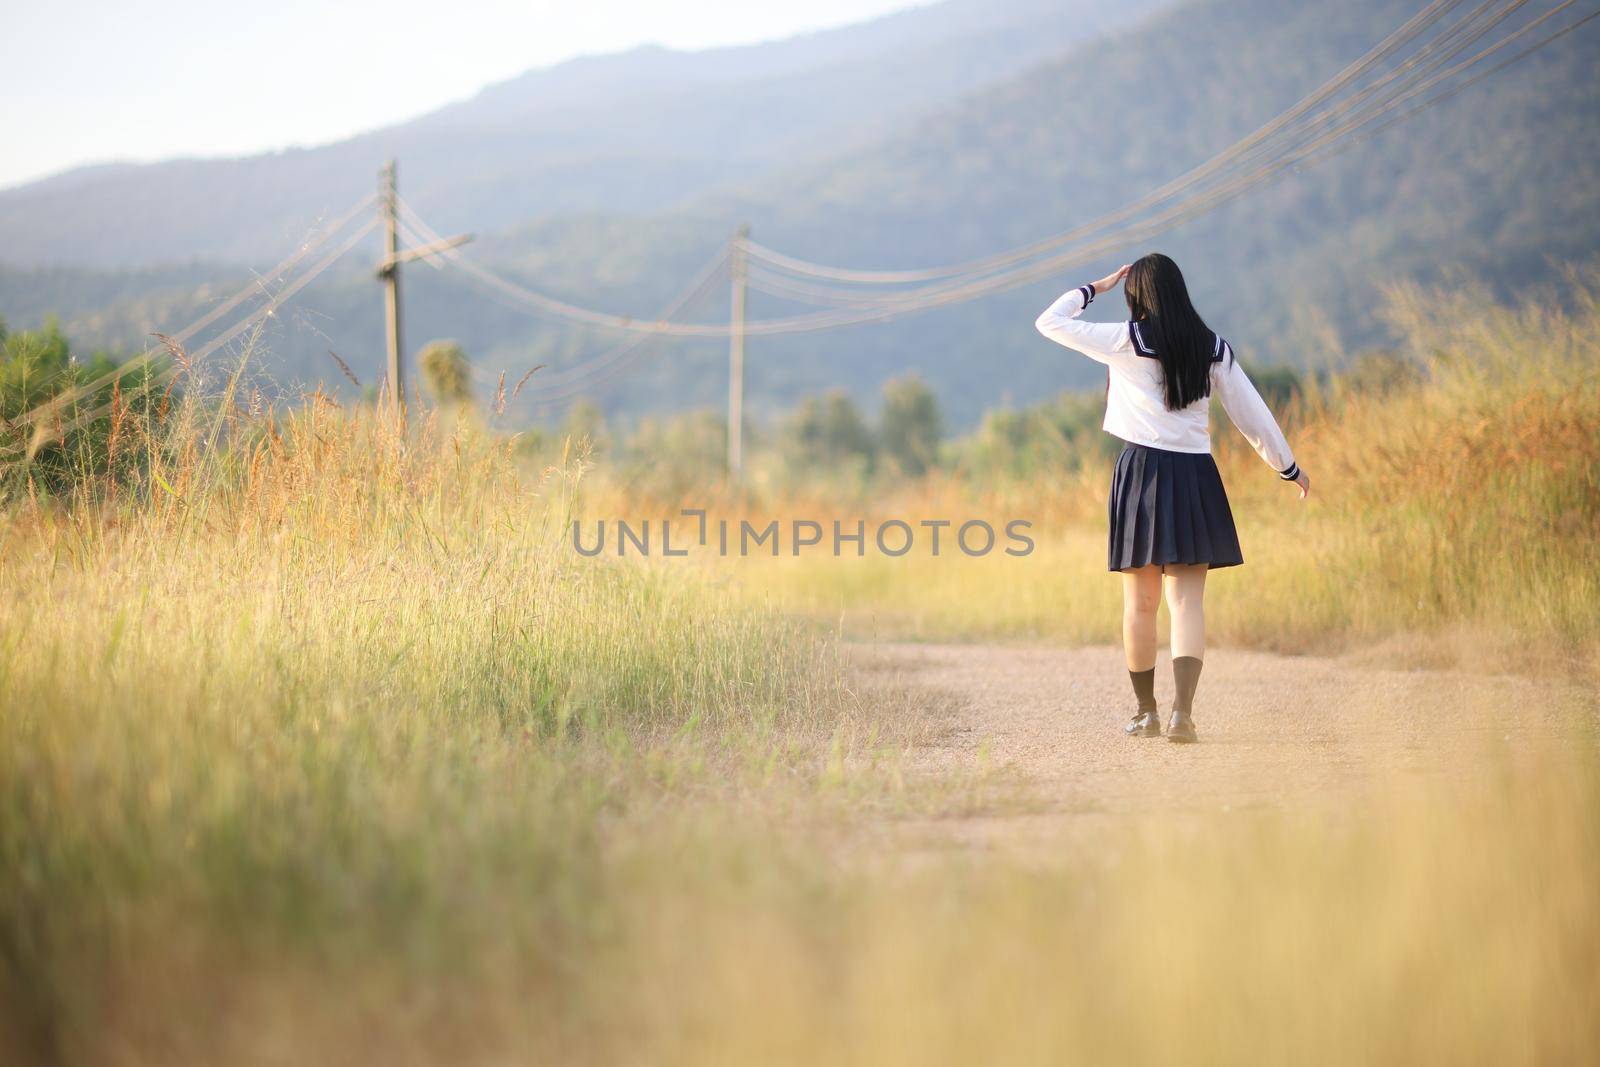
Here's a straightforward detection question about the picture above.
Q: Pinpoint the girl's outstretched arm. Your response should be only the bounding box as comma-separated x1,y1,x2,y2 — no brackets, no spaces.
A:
1213,345,1310,498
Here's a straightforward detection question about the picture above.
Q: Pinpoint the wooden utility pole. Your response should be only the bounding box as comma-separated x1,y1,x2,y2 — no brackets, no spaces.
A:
378,160,405,414
374,160,473,422
727,224,749,480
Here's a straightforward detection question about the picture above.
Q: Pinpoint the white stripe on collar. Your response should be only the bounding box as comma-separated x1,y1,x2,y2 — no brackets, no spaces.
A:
1130,320,1154,355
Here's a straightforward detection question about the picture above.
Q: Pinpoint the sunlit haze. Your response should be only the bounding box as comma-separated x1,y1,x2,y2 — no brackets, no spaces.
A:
0,0,924,189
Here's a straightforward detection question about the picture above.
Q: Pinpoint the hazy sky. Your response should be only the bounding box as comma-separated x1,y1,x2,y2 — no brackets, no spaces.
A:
0,0,923,190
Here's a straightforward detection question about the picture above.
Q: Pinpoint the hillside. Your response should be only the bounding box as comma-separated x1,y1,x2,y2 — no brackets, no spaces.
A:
0,0,1158,266
2,0,1596,428
701,0,1600,420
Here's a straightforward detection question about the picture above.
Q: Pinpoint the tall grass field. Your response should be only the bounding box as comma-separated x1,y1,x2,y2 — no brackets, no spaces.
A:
1,281,1597,1064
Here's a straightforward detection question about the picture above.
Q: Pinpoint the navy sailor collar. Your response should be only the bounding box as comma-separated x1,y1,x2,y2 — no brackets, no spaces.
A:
1129,320,1228,364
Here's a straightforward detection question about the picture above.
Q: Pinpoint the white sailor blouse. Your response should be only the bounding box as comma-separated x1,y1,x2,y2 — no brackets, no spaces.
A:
1035,283,1300,481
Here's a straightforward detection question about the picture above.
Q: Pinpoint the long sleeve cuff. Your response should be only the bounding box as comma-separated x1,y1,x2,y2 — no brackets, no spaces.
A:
1278,460,1301,481
1036,284,1093,333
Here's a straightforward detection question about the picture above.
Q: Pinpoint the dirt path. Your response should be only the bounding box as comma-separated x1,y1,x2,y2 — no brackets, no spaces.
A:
848,642,1589,856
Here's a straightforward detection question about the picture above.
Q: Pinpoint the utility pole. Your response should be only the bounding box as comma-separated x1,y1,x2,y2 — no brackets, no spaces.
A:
374,159,473,422
727,224,749,481
378,160,405,415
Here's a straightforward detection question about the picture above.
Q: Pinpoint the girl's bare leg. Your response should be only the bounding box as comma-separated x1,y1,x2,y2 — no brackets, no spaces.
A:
1162,564,1208,742
1121,564,1162,671
1163,564,1208,661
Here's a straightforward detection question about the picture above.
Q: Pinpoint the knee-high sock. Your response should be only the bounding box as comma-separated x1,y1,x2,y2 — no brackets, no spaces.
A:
1172,657,1203,715
1129,668,1156,713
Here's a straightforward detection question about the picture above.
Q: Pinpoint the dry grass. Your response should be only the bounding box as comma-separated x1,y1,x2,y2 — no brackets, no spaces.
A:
1,279,1597,1063
708,278,1600,675
0,394,906,1063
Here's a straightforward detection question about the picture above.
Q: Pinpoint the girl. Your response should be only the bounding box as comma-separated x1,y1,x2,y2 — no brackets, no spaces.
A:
1035,253,1309,743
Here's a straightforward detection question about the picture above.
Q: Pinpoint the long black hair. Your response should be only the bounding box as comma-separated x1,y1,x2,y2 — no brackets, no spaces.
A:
1123,253,1216,411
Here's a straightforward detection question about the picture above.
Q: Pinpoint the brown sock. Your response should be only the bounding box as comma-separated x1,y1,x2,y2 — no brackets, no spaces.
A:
1172,656,1203,715
1129,668,1156,713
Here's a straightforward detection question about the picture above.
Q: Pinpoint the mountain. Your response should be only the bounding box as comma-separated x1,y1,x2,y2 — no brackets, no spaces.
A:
0,0,1160,266
2,0,1597,429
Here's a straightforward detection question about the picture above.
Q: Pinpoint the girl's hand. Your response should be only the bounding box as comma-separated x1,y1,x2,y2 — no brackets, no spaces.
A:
1090,264,1131,294
1294,470,1311,500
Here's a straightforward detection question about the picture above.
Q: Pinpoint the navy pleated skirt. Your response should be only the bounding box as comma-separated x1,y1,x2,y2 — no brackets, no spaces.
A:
1107,443,1243,572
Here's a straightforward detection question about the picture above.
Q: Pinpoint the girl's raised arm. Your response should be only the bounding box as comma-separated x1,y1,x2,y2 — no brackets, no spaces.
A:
1034,266,1138,367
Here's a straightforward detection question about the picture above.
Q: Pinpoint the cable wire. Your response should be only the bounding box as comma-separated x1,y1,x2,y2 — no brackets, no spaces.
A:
398,200,735,392
4,193,376,434
3,215,380,463
714,0,1597,328
11,0,1572,450
404,0,1573,337
520,247,734,406
739,0,1477,284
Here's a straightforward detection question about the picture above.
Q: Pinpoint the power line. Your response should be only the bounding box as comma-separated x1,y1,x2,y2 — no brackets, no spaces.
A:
1319,4,1599,157
401,0,1580,340
740,0,1549,293
3,215,380,464
398,201,735,400
705,0,1597,325
3,193,376,436
519,248,733,407
7,0,1589,441
740,0,1478,285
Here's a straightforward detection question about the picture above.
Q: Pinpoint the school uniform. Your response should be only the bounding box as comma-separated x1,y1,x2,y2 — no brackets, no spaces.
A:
1035,283,1299,572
